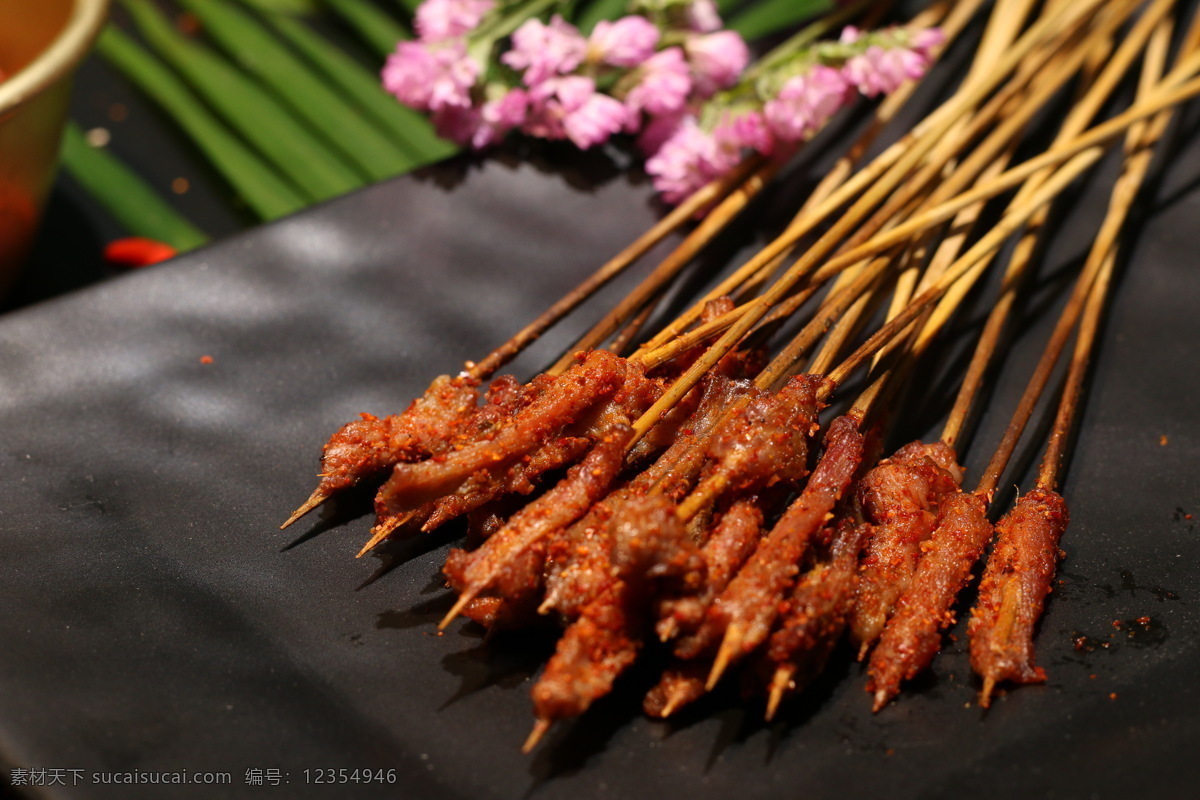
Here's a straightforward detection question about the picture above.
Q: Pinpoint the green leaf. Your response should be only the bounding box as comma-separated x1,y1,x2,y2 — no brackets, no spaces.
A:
96,27,307,220
176,0,420,181
576,0,629,32
728,0,834,42
61,123,209,251
260,11,458,166
120,0,367,202
392,0,421,13
323,0,410,57
238,0,319,14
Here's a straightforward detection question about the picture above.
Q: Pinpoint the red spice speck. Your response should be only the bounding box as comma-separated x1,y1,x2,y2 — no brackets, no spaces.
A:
1109,693,1118,700
104,237,177,268
199,355,214,365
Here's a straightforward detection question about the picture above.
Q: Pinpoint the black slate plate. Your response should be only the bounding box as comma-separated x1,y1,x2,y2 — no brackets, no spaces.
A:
1,132,1198,800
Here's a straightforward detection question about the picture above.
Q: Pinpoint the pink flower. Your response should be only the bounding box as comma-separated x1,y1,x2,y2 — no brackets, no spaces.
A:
625,47,694,118
912,27,946,55
637,110,689,157
686,31,750,96
841,26,943,97
431,105,482,145
763,64,850,143
843,45,921,96
588,16,660,67
525,77,627,149
502,15,588,86
415,0,494,42
434,88,529,149
714,110,774,157
645,117,739,204
382,40,478,112
686,0,722,33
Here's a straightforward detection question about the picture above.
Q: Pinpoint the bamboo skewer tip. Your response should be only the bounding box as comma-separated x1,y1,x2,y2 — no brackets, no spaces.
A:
356,513,411,558
281,487,327,529
707,624,743,690
522,719,553,754
980,677,998,709
439,592,474,631
765,667,794,722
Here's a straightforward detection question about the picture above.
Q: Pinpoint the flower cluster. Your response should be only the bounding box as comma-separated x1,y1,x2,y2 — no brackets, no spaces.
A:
382,0,748,153
382,0,943,204
646,25,945,203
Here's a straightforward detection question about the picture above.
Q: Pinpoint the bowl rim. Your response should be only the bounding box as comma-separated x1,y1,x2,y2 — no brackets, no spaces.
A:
0,0,112,114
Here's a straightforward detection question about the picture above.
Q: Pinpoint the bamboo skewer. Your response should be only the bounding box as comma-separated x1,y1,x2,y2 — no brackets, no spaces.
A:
545,156,782,376
974,17,1181,708
637,0,970,353
634,69,1200,378
469,155,766,380
628,0,1113,446
936,0,1177,448
984,21,1183,498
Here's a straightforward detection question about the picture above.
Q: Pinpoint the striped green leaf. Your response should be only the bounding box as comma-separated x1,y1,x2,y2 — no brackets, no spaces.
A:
177,0,420,180
260,11,458,165
61,122,209,250
120,0,365,200
96,27,307,220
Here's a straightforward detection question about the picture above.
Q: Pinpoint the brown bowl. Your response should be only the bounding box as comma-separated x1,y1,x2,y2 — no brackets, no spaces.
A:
0,0,110,294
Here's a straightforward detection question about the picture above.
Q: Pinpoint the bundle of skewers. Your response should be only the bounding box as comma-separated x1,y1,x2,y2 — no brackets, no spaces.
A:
281,0,1200,752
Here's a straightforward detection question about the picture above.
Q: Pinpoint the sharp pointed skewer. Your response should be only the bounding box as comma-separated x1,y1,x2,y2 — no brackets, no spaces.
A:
281,487,329,529
707,623,744,690
659,688,691,719
979,677,998,709
765,667,795,722
439,591,475,631
356,511,416,558
522,719,553,754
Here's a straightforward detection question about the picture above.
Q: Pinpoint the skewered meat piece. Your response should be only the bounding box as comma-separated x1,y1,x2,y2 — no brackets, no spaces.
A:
433,359,663,535
765,514,872,719
363,374,552,542
627,301,741,463
530,494,704,738
439,365,666,627
699,374,824,494
540,375,751,620
449,541,548,631
318,375,481,492
656,497,764,642
421,435,593,532
867,490,993,711
968,488,1069,704
849,441,963,654
441,417,634,623
678,415,864,684
282,374,482,527
643,661,709,718
376,350,628,516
